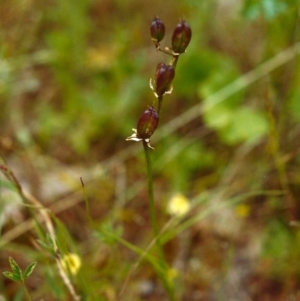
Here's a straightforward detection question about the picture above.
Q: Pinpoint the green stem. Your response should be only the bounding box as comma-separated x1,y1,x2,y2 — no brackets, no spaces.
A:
143,140,159,238
22,283,32,301
157,46,174,56
142,140,176,301
170,55,179,68
157,96,163,114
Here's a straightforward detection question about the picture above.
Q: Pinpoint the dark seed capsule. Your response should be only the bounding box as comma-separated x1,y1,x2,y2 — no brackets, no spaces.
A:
137,107,159,139
155,62,175,97
150,17,165,43
171,20,192,54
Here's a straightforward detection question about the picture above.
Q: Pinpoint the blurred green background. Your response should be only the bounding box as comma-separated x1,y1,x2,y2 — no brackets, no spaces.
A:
1,0,300,300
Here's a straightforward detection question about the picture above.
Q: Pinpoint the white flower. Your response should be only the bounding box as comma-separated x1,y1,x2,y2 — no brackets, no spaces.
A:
126,128,154,149
149,78,173,98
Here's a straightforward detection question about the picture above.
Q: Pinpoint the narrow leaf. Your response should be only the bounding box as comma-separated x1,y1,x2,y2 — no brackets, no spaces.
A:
36,237,56,256
2,271,21,282
8,257,22,280
24,262,37,279
46,233,55,250
36,239,49,250
0,179,18,191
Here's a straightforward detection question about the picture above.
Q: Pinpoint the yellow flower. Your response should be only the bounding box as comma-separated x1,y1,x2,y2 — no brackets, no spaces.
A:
235,204,251,218
60,253,81,276
167,193,190,217
167,268,178,282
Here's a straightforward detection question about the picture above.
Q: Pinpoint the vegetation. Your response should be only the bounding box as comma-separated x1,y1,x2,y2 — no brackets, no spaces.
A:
1,0,300,300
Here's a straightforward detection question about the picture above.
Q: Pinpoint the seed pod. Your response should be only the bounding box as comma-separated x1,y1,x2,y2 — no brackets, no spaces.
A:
171,20,192,54
150,17,165,43
137,107,159,139
155,62,175,97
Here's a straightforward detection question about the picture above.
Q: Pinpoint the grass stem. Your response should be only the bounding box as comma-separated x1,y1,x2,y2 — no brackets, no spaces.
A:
142,140,176,301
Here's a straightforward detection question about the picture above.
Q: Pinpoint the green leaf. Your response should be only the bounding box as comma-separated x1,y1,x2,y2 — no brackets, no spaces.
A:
199,56,244,108
2,271,21,282
23,262,37,279
241,0,288,20
220,107,269,145
12,287,24,301
37,234,56,255
36,239,49,250
0,179,18,192
46,233,55,250
241,0,260,19
96,221,123,245
8,257,23,280
261,219,294,275
45,267,65,299
261,0,287,19
202,103,232,130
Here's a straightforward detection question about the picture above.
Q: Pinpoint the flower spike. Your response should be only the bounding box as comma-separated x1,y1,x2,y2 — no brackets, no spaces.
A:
126,106,159,149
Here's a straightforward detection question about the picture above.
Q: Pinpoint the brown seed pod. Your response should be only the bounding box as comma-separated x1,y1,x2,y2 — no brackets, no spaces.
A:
137,106,159,139
172,20,192,54
154,63,175,97
150,17,165,43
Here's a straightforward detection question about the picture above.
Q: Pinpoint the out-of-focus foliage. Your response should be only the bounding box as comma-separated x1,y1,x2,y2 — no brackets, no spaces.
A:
1,0,300,300
242,0,290,20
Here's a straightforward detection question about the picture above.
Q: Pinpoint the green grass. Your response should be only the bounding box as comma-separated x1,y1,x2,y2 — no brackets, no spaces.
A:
1,0,300,300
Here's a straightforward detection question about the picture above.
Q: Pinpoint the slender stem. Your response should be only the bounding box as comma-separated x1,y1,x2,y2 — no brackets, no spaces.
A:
170,55,179,68
143,140,159,237
156,45,174,56
157,96,163,115
142,140,176,301
22,283,32,301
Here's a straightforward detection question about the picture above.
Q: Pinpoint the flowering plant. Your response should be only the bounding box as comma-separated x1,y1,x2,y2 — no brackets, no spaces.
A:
126,17,192,301
127,17,192,149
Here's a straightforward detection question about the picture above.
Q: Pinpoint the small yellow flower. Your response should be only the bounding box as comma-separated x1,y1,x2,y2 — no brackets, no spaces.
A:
60,253,81,276
167,193,190,217
167,268,178,282
235,204,251,218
